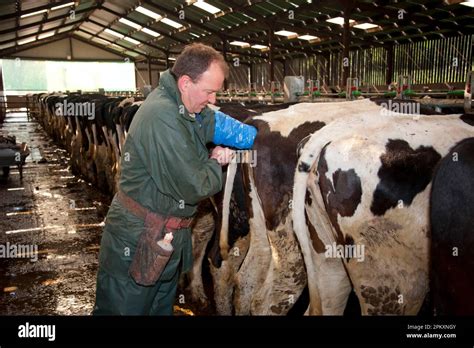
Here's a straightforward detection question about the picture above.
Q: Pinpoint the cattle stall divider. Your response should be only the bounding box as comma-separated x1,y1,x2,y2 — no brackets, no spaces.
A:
346,78,359,100
465,71,474,113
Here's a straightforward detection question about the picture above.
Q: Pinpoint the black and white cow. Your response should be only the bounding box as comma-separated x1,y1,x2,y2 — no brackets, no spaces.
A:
430,137,474,315
207,100,394,315
292,102,474,315
36,93,143,195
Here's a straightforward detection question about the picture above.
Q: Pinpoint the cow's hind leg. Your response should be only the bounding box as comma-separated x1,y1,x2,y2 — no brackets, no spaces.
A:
305,168,352,315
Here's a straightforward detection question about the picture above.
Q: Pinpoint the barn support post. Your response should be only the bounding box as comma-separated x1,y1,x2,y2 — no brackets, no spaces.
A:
250,62,254,86
342,1,353,88
323,52,330,87
0,61,5,123
165,51,170,69
268,21,275,87
222,38,228,91
147,56,152,87
385,43,394,85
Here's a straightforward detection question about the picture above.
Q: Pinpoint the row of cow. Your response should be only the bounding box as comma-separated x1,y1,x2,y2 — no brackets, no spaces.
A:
33,93,474,315
33,93,143,194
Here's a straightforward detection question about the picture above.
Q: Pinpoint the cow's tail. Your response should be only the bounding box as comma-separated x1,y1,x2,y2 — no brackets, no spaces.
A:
292,131,334,315
219,160,238,260
293,129,334,243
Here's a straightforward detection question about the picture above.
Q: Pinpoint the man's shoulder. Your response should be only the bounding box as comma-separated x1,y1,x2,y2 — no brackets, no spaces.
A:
128,93,180,138
137,93,179,123
145,90,177,113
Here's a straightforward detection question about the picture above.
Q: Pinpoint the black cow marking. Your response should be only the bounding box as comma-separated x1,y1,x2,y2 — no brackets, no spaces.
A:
305,211,326,254
317,145,362,244
371,139,441,216
298,162,311,172
344,234,355,263
461,113,474,126
248,120,326,230
430,137,474,315
360,284,403,315
305,189,313,206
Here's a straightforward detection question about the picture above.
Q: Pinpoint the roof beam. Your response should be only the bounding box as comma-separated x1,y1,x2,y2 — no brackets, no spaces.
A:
77,27,153,60
0,18,83,46
141,0,216,38
86,18,175,55
72,34,137,61
142,0,323,57
0,0,77,21
0,5,98,36
0,29,75,57
99,4,188,45
169,0,265,41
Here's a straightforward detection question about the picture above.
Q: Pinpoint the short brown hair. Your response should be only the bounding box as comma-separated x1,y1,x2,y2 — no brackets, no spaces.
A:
171,43,229,81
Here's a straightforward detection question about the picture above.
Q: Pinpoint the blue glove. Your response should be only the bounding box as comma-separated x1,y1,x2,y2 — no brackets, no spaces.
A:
212,110,257,149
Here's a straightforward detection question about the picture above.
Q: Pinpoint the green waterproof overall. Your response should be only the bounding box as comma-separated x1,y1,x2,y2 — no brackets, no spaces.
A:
93,70,223,315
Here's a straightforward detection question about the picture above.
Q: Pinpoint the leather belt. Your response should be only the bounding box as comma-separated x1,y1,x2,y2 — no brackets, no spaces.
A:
116,190,194,230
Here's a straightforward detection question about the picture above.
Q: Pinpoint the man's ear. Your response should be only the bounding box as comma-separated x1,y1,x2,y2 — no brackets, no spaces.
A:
177,75,192,93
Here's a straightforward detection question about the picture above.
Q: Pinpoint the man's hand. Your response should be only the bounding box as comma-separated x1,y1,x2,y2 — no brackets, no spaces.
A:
210,146,235,166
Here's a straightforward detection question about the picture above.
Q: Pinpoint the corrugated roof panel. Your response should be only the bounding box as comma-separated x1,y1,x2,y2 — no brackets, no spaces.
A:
75,0,98,11
89,15,109,27
125,50,139,57
103,0,136,13
0,1,16,16
93,9,118,22
51,8,74,18
21,0,49,11
127,11,153,25
0,18,16,31
75,31,93,40
80,22,103,33
41,19,66,31
0,33,16,42
19,14,47,25
57,25,75,34
214,15,242,28
251,3,277,17
18,26,43,37
0,41,15,50
228,12,255,25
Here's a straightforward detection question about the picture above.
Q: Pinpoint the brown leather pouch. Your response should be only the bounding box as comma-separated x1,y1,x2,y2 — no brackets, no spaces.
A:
129,213,174,286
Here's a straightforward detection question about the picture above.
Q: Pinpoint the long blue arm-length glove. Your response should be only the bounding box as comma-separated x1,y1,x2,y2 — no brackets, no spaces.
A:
212,110,257,149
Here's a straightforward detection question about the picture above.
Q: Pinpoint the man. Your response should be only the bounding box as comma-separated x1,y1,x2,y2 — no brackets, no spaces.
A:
93,43,257,315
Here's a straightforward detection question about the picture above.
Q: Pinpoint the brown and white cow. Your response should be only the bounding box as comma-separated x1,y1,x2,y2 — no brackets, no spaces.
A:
292,104,474,315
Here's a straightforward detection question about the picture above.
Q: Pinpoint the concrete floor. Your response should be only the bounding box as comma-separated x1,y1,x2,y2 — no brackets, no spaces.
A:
0,110,109,315
0,110,203,316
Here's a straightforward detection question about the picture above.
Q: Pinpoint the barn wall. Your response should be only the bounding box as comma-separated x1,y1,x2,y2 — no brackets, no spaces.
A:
135,62,164,90
11,37,124,61
227,63,250,91
393,35,472,85
226,34,473,91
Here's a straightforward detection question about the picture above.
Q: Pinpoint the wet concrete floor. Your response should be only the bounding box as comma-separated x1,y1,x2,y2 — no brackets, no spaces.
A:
0,111,109,315
0,111,197,315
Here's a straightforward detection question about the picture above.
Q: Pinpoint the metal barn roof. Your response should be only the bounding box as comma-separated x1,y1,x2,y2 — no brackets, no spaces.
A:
1,0,473,66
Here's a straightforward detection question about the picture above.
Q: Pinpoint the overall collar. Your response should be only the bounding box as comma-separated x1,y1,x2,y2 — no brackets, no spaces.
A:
159,69,197,122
